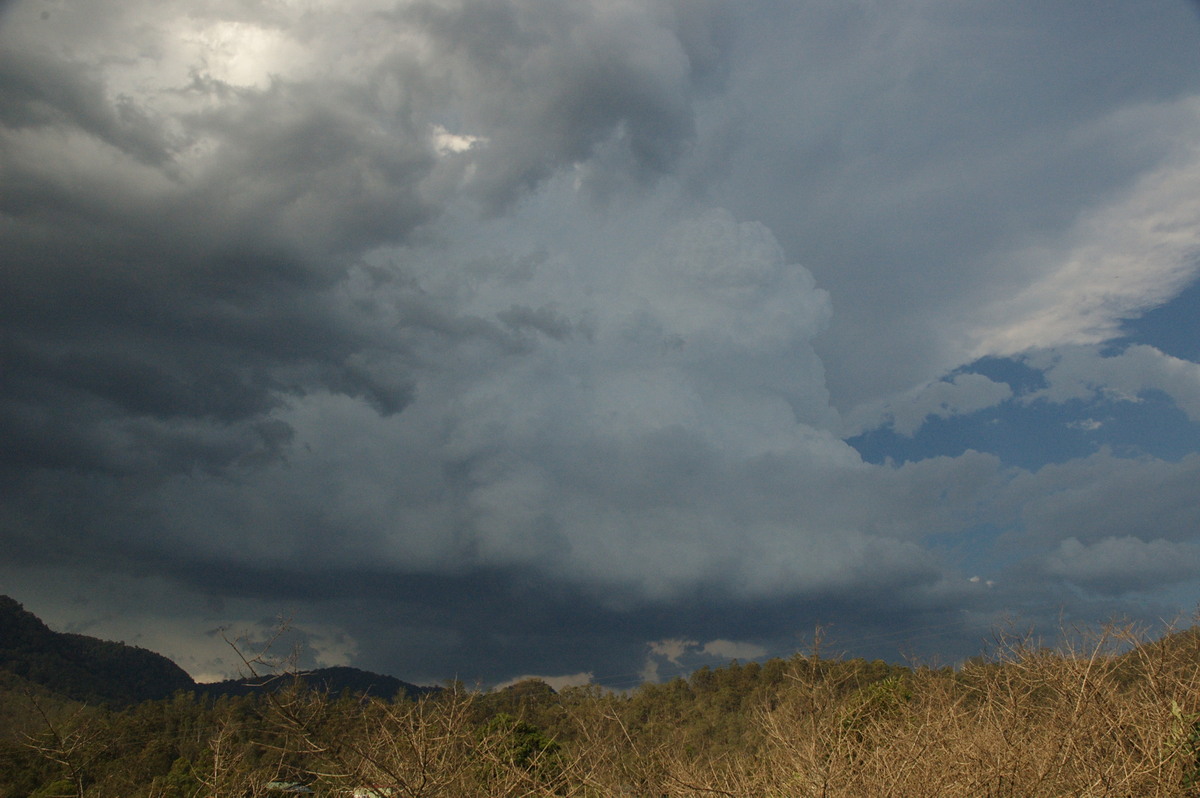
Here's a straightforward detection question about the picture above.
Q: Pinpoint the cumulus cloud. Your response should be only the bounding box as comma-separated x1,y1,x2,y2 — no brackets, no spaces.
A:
1024,344,1200,422
641,639,695,682
648,639,697,666
700,639,768,661
1044,536,1200,596
641,637,767,682
69,210,861,607
844,372,1014,437
1007,451,1200,551
0,0,734,476
494,672,594,691
5,0,1200,685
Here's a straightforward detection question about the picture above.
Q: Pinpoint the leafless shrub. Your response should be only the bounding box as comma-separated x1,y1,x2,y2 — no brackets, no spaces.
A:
36,619,1200,797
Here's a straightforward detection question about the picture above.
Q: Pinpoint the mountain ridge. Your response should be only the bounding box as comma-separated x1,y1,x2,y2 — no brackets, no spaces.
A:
0,595,430,706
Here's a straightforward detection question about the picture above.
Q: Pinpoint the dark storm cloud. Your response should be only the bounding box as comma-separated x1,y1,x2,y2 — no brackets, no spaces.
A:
394,0,732,209
0,46,171,165
0,0,730,486
496,304,577,340
106,551,963,685
4,0,1200,687
0,0,745,649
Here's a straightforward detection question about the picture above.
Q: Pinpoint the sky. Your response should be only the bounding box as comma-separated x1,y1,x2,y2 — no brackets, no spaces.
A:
2,0,1200,689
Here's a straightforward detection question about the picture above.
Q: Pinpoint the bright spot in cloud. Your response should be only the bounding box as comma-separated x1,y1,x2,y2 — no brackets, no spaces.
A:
701,639,768,661
432,125,487,155
494,672,594,691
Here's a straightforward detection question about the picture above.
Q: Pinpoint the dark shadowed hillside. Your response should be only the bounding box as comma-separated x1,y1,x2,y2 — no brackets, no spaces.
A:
0,596,434,709
0,596,194,706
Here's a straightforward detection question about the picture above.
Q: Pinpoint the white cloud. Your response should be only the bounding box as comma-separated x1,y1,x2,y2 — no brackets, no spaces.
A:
493,672,594,691
1024,344,1200,422
967,98,1200,358
844,372,1013,437
647,638,696,665
640,638,767,683
700,639,767,661
641,638,698,683
432,124,486,155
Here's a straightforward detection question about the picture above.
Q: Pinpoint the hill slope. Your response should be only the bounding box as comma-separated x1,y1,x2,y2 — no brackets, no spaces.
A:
0,596,194,706
196,665,433,701
0,595,431,706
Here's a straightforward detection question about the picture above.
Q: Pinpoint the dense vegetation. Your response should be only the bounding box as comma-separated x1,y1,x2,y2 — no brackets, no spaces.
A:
5,621,1200,797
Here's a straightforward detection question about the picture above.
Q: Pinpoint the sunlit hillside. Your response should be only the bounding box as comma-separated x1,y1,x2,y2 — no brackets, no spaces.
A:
4,613,1200,797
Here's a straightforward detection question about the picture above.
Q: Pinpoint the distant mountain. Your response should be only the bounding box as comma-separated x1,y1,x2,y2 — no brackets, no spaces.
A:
196,665,434,701
0,595,433,707
0,595,194,706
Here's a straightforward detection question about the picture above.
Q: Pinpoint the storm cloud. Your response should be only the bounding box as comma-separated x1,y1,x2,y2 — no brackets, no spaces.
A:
3,0,1200,686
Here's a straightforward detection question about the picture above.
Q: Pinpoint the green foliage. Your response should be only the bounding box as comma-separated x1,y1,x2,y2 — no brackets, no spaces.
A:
837,674,913,753
160,756,202,798
0,739,57,798
841,675,912,726
27,779,74,798
482,712,560,770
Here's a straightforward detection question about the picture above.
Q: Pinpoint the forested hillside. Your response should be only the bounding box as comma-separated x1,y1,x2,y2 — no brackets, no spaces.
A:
4,597,1200,797
0,596,195,707
0,597,427,708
